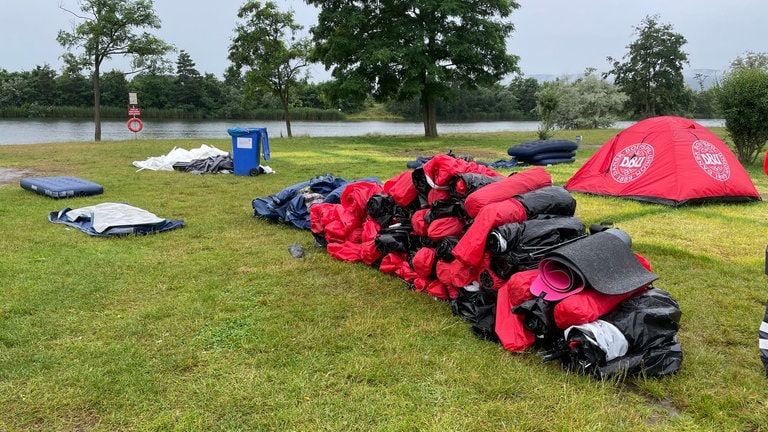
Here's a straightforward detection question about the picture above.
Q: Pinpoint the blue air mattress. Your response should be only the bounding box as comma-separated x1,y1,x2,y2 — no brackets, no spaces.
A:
531,156,576,166
507,139,579,158
528,150,577,163
20,176,104,199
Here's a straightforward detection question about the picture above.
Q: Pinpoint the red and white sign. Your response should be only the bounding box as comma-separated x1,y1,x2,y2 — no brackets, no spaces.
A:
128,107,141,116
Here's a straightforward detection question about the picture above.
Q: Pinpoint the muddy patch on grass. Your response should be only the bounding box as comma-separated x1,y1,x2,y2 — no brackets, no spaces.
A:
0,167,37,186
622,382,683,426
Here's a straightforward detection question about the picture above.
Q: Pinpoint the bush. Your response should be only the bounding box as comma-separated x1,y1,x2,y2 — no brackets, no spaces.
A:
714,68,768,164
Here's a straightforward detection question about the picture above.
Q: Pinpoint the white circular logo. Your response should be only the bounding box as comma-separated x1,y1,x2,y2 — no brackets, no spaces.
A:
692,140,730,181
610,143,655,183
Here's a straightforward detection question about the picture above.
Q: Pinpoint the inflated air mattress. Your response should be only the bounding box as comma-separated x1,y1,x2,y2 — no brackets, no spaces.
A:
20,176,104,199
507,139,579,166
507,139,579,158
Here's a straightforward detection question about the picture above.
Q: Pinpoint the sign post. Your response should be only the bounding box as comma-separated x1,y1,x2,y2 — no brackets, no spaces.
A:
127,92,143,137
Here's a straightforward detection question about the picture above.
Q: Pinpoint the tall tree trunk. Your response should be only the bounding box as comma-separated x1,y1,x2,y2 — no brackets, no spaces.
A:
283,108,293,138
281,93,292,138
93,64,102,142
422,95,438,138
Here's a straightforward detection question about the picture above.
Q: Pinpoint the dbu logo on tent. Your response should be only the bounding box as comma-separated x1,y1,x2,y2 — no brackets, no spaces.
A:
692,140,731,181
610,143,655,183
619,157,647,168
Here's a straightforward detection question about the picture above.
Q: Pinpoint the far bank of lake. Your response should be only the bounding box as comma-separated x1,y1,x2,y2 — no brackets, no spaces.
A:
0,118,725,145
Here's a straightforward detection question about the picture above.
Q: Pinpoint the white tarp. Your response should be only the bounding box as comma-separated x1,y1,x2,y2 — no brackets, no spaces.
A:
62,203,166,233
132,144,229,171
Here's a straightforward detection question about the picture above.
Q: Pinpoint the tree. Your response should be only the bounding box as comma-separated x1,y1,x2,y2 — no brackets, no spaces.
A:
200,73,226,114
173,50,203,110
130,72,173,109
545,71,628,130
100,70,130,106
28,65,59,106
714,67,768,164
57,0,172,141
0,67,58,116
605,15,690,119
0,70,31,110
54,67,92,107
535,84,559,140
730,51,768,72
385,84,518,121
307,0,520,137
228,1,311,138
508,76,540,119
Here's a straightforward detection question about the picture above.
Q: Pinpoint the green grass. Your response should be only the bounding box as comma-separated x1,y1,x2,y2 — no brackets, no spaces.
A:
1,128,768,431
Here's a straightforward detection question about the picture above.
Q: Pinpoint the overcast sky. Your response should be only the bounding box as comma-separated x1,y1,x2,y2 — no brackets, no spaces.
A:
1,0,766,82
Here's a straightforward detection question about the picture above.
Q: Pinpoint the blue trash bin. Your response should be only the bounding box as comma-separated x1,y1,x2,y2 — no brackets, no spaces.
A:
227,127,271,176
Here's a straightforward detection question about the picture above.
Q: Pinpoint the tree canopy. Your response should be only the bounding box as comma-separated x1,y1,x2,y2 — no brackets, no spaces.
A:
730,51,768,72
538,71,628,130
307,0,520,137
228,1,311,138
57,0,172,141
605,15,689,119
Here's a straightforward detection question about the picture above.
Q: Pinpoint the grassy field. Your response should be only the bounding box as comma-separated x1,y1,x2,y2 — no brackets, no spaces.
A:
1,128,767,431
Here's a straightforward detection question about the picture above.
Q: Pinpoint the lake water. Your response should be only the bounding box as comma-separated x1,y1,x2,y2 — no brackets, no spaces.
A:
0,118,725,145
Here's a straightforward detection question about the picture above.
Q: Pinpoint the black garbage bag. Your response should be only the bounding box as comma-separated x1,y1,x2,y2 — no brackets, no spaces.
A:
515,186,577,218
759,300,768,376
513,294,563,345
451,285,498,324
471,310,499,343
425,199,467,223
374,224,414,254
366,193,397,227
488,254,524,280
487,217,587,279
435,236,461,262
410,168,431,209
449,172,503,199
558,288,683,379
487,216,586,254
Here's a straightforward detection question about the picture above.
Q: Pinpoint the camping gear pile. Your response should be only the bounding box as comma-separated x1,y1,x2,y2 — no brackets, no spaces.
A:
255,153,683,379
507,139,578,166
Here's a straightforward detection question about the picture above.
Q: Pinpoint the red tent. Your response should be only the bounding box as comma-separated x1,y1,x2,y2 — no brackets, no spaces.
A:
565,116,761,206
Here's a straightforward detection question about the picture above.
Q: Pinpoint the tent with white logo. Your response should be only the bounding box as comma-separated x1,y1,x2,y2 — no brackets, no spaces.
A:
564,116,761,206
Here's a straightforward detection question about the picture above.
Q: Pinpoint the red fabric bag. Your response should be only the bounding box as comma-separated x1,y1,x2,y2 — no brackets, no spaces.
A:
495,270,539,352
384,170,419,207
411,247,437,278
464,167,552,218
427,217,465,241
422,154,502,191
452,198,527,267
340,181,384,217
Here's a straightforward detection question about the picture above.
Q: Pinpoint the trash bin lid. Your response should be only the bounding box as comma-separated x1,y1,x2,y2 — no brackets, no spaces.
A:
227,127,267,137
